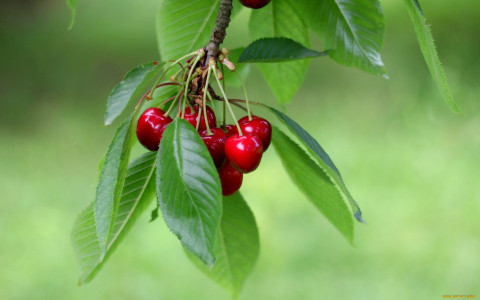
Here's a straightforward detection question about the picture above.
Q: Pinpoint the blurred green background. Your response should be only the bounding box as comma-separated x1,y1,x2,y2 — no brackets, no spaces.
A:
1,0,479,299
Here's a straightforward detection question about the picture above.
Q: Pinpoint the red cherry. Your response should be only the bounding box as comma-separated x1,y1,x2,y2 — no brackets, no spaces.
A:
218,162,243,196
225,134,263,173
136,108,172,151
224,124,238,137
239,0,271,9
184,105,216,131
239,115,272,151
199,128,227,169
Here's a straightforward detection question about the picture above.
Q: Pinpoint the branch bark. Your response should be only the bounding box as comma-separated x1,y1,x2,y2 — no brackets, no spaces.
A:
206,0,233,61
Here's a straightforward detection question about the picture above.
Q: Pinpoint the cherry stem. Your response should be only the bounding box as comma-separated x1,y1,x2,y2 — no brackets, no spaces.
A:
217,98,263,107
209,96,248,111
231,102,248,112
195,106,202,131
164,89,184,117
156,94,177,108
211,65,242,136
206,91,219,127
170,68,183,81
235,70,252,120
176,91,184,117
175,61,185,74
182,52,204,118
148,51,198,99
135,82,182,110
203,65,213,135
221,64,226,128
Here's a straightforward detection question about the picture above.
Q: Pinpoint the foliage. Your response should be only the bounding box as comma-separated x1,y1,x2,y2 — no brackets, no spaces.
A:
403,0,462,114
68,0,461,297
156,119,222,266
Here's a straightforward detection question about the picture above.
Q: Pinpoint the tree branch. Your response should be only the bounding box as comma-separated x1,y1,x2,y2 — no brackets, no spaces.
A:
206,0,233,61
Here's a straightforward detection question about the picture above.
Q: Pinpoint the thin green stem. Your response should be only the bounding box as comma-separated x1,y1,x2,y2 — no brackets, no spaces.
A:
156,95,176,109
164,87,184,117
203,66,213,135
206,91,219,127
176,91,184,118
221,64,226,128
182,53,203,118
235,70,252,120
214,97,263,107
170,68,183,81
195,106,202,131
135,82,181,110
211,65,242,136
148,51,198,99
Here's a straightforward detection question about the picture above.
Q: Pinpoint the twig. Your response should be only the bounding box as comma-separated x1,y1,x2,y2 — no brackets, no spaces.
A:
206,0,233,62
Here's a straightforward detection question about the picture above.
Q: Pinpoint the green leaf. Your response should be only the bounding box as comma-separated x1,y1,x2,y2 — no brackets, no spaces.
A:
186,193,259,298
95,114,136,257
223,47,251,88
249,0,310,104
104,62,163,126
298,0,387,76
72,152,157,284
66,0,78,30
272,127,354,244
150,206,159,222
239,37,329,63
156,0,243,61
156,119,222,266
403,0,462,114
266,107,364,224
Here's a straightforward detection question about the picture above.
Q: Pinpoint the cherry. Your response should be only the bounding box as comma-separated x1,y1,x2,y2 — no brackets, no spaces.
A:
218,162,243,196
184,105,216,131
136,108,172,151
199,128,227,169
225,134,263,173
239,115,272,151
224,124,238,137
239,0,271,9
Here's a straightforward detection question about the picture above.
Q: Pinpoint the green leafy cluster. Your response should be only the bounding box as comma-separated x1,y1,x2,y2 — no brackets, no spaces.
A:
72,57,363,296
69,0,462,297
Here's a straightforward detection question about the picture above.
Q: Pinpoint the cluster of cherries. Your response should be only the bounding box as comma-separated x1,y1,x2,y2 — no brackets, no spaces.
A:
136,105,271,196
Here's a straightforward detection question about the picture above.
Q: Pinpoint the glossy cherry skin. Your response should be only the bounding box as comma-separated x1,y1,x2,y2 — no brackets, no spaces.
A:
199,128,227,169
218,162,243,196
239,115,272,151
184,106,216,131
136,108,172,151
224,124,238,137
225,134,263,173
239,0,271,9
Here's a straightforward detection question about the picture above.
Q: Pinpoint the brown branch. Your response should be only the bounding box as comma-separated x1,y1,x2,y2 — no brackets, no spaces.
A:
206,0,233,62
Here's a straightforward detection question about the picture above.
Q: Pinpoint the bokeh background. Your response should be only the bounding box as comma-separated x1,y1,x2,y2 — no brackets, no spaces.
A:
1,0,479,299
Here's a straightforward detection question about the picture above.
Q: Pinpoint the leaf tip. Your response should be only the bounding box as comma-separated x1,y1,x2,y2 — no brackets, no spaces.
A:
66,0,77,30
448,101,463,115
354,209,366,224
104,119,112,126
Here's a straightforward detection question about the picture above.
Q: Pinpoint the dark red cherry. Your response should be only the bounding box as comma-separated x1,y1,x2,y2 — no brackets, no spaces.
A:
218,162,243,196
239,0,271,9
225,134,263,173
184,105,216,131
224,124,238,137
239,115,272,151
199,128,227,169
136,108,172,151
